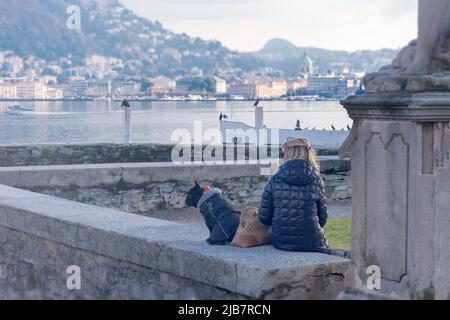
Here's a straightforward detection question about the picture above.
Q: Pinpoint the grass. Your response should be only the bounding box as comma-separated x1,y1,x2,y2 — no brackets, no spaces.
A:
325,218,352,250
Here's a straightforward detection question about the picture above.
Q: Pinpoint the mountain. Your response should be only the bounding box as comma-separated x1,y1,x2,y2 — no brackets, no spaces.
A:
0,0,249,77
0,0,398,78
260,38,301,56
253,38,398,76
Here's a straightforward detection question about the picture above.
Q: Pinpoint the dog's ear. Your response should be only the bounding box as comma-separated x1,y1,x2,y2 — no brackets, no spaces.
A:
195,180,200,188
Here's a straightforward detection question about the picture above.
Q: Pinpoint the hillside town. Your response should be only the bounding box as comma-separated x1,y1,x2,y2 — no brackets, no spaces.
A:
0,51,362,101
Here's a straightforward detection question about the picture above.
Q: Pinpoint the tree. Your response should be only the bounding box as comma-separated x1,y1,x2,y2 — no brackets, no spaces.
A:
188,77,215,93
141,78,154,92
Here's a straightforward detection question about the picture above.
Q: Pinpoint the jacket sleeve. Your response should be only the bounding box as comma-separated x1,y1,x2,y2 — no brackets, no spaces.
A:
259,180,274,226
317,177,328,228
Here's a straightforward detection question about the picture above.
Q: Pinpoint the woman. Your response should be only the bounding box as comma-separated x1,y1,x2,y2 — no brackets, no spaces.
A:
259,138,330,253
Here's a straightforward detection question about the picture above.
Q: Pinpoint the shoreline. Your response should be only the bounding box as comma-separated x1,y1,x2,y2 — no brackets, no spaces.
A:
0,97,341,103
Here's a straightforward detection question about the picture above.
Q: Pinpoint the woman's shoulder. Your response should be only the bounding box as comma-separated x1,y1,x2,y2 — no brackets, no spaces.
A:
310,170,325,189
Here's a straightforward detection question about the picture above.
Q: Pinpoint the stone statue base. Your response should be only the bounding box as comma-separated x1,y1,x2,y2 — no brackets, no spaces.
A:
340,92,450,299
365,37,450,93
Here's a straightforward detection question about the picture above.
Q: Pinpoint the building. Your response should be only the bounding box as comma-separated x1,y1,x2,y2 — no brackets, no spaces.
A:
47,87,64,100
176,78,195,95
255,82,273,98
271,80,287,97
300,51,315,76
3,57,24,76
0,83,17,99
16,81,48,99
148,76,175,96
149,86,174,96
288,80,308,94
66,80,89,98
149,76,176,88
83,81,112,98
228,81,275,99
304,75,361,98
83,81,114,98
337,76,360,98
118,82,141,98
213,77,227,94
40,75,58,85
307,76,340,97
228,82,257,99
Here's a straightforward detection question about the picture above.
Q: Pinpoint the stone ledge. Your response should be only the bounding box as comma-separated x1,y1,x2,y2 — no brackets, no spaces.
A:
0,184,350,299
342,93,450,121
0,160,350,189
0,143,341,168
0,162,265,188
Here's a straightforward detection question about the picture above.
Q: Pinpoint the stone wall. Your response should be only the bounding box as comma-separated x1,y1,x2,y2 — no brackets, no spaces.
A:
0,160,351,216
0,185,350,300
0,143,339,167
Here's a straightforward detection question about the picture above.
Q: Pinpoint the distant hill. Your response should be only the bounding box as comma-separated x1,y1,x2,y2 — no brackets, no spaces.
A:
0,0,246,77
252,38,398,76
0,0,398,78
260,38,301,56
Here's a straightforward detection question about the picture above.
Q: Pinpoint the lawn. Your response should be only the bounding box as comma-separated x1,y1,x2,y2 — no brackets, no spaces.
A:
325,218,352,250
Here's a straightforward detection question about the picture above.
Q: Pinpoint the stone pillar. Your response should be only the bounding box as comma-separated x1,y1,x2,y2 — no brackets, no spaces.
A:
123,106,132,144
340,92,450,299
255,105,264,131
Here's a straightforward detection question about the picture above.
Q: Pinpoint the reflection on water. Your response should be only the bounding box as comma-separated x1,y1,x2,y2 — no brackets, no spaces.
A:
0,100,352,145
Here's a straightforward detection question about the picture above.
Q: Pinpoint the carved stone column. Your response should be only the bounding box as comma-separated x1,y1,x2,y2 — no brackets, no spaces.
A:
340,92,450,299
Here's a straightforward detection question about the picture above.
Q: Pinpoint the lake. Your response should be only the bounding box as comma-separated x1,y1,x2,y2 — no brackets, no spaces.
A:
0,100,352,145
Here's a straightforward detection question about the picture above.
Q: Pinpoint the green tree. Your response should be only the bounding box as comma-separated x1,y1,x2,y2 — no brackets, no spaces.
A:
188,77,215,93
141,78,154,92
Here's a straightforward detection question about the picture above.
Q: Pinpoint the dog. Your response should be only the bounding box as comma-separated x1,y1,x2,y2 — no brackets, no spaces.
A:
185,181,241,245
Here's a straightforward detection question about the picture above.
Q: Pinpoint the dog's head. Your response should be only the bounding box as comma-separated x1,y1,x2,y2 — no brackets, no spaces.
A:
185,181,204,208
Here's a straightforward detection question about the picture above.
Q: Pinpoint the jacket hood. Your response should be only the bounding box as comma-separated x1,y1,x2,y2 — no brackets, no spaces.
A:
277,160,317,186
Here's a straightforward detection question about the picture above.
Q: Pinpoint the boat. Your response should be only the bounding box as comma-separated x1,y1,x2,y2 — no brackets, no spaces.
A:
231,95,245,101
298,95,320,101
186,94,203,101
220,104,350,149
6,105,36,114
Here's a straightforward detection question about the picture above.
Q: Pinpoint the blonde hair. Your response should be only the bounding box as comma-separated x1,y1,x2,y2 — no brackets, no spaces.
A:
283,137,320,171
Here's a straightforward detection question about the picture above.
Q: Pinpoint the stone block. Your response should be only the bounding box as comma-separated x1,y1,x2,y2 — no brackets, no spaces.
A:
0,184,350,300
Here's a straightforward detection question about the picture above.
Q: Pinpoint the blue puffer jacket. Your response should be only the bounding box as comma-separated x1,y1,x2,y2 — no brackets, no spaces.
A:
259,159,329,253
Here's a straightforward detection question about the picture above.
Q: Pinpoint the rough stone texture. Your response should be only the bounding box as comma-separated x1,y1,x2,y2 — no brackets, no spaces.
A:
365,70,450,94
0,143,339,167
0,161,352,215
0,226,246,300
364,31,450,93
337,289,399,300
0,185,350,300
341,92,450,300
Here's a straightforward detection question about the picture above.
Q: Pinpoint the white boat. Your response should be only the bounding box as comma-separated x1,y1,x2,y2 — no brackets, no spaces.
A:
220,105,350,149
6,105,36,114
186,94,203,101
298,95,320,101
231,95,245,101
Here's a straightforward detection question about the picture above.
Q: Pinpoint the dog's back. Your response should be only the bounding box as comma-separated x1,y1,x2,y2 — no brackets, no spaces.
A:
186,183,240,245
198,191,240,245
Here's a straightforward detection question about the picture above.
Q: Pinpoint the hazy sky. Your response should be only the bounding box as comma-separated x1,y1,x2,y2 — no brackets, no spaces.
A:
122,0,418,52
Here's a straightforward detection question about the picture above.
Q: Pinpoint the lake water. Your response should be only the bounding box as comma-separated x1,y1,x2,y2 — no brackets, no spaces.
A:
0,100,352,145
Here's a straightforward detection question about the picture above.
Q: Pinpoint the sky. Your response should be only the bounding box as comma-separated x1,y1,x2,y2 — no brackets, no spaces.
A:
122,0,418,52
